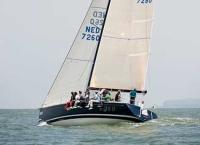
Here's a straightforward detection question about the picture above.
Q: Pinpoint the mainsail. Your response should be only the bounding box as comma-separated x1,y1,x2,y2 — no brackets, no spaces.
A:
43,0,110,107
89,0,154,91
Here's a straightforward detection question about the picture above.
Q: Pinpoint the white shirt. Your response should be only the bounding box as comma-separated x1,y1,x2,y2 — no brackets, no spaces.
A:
140,103,144,109
75,94,80,101
138,102,144,109
95,93,100,101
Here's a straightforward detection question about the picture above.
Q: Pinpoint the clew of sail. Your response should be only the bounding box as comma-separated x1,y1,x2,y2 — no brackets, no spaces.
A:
89,0,154,92
43,0,110,107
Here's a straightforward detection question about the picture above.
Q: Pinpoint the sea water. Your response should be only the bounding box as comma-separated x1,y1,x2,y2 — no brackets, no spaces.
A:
0,109,200,145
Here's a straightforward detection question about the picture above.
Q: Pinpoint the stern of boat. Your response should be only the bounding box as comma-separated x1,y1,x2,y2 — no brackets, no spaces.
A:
127,104,158,122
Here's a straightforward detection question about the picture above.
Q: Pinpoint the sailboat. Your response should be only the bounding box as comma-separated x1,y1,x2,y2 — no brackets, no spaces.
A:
39,0,158,126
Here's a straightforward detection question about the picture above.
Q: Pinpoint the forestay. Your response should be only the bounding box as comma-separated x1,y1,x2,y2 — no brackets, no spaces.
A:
90,0,154,91
43,0,109,107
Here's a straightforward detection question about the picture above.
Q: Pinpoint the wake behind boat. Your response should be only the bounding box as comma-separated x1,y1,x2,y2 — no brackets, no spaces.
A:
39,0,157,126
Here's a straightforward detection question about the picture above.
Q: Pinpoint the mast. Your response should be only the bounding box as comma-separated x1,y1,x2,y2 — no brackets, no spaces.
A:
87,0,112,88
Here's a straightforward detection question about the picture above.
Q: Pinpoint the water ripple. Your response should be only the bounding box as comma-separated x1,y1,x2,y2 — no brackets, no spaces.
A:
0,109,200,145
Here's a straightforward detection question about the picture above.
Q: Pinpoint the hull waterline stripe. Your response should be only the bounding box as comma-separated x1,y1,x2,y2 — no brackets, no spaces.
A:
46,114,140,123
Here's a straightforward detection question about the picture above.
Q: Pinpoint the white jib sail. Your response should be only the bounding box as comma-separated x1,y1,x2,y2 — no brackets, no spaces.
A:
90,0,154,91
43,0,109,107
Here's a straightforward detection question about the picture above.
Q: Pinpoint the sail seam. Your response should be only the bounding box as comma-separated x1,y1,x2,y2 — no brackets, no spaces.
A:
103,35,150,41
91,7,106,10
133,19,154,23
67,58,93,62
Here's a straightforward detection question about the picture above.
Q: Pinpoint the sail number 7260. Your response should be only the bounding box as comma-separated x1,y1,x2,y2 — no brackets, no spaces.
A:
137,0,152,4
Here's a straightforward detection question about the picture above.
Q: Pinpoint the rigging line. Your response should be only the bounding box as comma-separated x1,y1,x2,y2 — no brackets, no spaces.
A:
143,2,152,93
103,35,150,41
87,0,112,87
67,58,93,62
147,2,155,94
42,1,95,107
145,3,149,93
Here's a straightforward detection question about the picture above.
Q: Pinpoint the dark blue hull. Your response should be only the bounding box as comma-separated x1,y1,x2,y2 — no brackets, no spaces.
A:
39,102,157,126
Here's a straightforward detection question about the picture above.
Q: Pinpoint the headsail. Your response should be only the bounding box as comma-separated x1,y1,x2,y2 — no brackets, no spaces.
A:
89,0,154,92
43,0,110,107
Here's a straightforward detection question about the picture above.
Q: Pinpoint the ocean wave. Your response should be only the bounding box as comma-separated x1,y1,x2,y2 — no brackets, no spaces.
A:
156,117,200,127
173,117,196,121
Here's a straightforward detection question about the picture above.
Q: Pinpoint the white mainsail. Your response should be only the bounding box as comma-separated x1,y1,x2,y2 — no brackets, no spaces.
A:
90,0,154,91
43,0,109,107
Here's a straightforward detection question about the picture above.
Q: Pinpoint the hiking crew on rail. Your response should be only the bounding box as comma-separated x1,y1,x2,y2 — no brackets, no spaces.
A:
65,89,142,110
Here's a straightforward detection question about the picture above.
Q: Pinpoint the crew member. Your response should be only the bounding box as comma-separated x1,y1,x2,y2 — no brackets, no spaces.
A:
130,89,137,104
115,90,121,102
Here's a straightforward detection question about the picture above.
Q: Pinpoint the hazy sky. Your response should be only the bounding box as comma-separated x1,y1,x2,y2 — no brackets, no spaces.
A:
0,0,200,109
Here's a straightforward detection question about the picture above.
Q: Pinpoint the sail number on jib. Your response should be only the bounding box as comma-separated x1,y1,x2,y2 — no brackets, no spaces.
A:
82,10,106,42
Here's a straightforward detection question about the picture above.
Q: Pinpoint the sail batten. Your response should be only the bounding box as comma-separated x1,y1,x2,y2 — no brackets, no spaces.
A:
103,35,150,40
